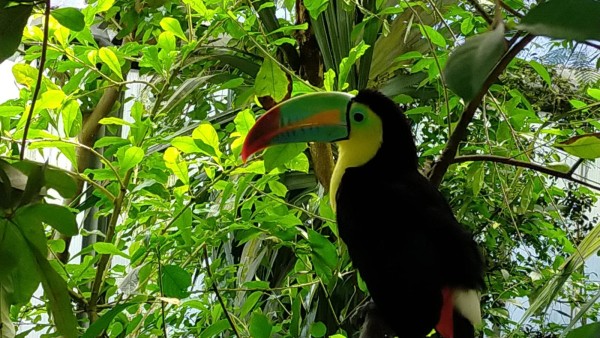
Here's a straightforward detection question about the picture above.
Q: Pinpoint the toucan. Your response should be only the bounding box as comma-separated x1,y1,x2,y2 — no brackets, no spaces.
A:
241,89,485,338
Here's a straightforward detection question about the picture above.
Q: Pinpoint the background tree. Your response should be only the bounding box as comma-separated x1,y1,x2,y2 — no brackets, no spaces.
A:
0,0,599,337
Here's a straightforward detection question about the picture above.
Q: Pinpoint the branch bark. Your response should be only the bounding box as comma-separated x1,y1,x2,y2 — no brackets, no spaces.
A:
453,155,600,191
55,86,121,263
426,34,535,187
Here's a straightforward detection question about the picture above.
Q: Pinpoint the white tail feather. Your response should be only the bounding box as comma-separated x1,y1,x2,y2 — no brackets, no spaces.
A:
453,289,481,325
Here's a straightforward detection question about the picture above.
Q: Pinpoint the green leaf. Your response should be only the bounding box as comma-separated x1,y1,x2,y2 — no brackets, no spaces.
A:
161,265,191,298
160,17,188,42
23,203,78,236
419,24,446,48
37,90,66,111
234,109,255,136
0,3,33,64
82,303,133,338
529,60,551,86
324,68,336,91
171,136,202,153
12,63,38,89
0,106,24,117
118,146,144,171
587,88,600,100
517,0,600,41
554,133,600,159
29,246,78,338
61,100,81,137
444,24,507,102
0,222,41,306
98,47,123,80
51,7,85,32
163,147,189,185
173,207,192,246
565,321,600,338
310,321,327,337
339,41,370,90
19,162,45,207
48,239,66,253
94,136,130,148
249,312,272,338
94,242,130,258
263,143,307,172
267,180,287,197
255,57,289,103
308,229,338,271
199,319,230,338
239,291,262,317
192,123,221,157
304,0,329,20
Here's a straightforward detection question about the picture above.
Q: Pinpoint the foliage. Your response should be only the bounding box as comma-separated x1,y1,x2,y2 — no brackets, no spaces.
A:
0,0,599,337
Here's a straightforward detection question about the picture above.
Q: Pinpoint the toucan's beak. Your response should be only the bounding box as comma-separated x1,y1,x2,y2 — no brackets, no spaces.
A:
241,92,353,162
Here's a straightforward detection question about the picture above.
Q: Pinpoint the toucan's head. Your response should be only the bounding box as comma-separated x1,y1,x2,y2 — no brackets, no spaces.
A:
242,89,418,171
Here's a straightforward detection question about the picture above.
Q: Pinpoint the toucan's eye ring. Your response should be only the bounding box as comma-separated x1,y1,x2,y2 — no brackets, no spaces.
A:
353,112,365,122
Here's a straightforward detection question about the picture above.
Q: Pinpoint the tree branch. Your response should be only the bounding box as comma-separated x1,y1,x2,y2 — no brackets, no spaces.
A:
427,33,535,187
202,246,240,337
453,155,600,191
55,86,122,264
20,0,50,160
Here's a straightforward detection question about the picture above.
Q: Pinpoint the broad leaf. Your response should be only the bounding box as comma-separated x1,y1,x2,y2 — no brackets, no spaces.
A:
249,312,272,338
160,17,188,41
255,57,289,103
263,143,307,172
518,0,600,41
118,146,144,171
0,2,32,64
161,265,191,298
22,203,78,236
444,24,507,102
82,303,133,338
98,47,123,80
94,242,130,258
51,7,85,32
554,133,600,159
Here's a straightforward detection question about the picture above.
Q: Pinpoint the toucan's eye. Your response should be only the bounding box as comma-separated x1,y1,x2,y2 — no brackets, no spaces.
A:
353,112,365,122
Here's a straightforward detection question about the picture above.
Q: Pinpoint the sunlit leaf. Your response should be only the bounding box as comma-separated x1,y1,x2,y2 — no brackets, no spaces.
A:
255,57,289,103
234,109,255,136
118,146,144,171
94,242,130,258
160,17,188,42
339,41,370,90
554,133,600,159
98,47,123,80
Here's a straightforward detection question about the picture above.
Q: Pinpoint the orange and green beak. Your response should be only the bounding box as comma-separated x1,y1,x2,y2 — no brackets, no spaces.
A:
241,92,353,162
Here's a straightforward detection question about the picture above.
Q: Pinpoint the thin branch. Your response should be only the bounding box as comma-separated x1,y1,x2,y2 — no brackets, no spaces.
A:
202,246,240,337
499,0,523,18
427,33,536,187
453,155,600,191
21,0,51,159
156,243,168,338
466,0,493,25
88,169,134,322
